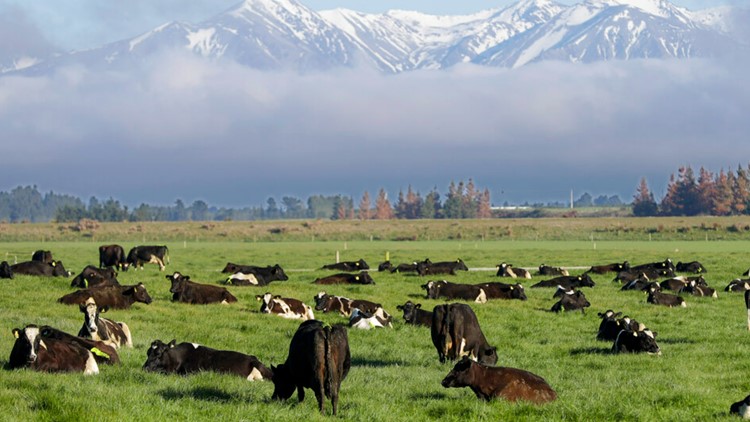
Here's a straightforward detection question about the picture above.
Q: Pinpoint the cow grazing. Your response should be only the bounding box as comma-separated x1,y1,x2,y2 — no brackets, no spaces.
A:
675,261,707,273
550,289,590,313
417,259,469,277
730,394,750,418
271,320,351,416
126,245,169,271
313,272,374,285
431,303,497,365
442,357,557,404
167,272,237,305
321,259,369,272
58,283,153,309
612,327,661,355
221,263,288,285
313,292,384,317
31,250,53,263
349,308,392,329
70,265,119,289
531,274,595,289
476,282,527,301
10,260,70,277
256,293,314,320
585,261,630,274
726,279,750,292
646,287,686,308
8,324,99,375
99,245,127,270
143,339,272,381
0,261,13,279
38,326,120,366
422,280,487,303
78,297,133,349
538,264,569,277
496,263,532,279
397,301,433,327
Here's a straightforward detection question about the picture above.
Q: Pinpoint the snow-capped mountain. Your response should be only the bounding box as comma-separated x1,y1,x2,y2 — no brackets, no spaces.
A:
6,0,747,75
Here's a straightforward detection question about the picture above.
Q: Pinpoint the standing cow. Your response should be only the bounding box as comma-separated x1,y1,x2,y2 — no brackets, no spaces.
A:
99,245,127,270
271,320,351,416
126,246,169,271
431,303,497,366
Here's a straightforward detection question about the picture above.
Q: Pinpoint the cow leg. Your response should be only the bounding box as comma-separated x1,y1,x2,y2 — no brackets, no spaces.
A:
297,385,305,403
314,382,325,415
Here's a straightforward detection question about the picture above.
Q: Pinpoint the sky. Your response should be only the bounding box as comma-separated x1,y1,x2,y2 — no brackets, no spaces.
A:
0,0,748,208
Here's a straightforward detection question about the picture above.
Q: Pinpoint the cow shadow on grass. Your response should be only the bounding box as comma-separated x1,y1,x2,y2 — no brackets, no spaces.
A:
350,357,408,368
658,337,696,345
569,347,612,356
159,387,234,403
409,392,449,401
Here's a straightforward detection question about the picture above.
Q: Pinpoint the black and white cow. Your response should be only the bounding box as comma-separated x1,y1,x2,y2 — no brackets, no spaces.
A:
585,261,630,274
8,324,99,375
222,263,288,285
730,394,750,418
531,274,595,289
10,260,70,277
646,286,686,308
313,292,384,317
78,297,133,349
726,279,750,292
496,263,532,279
417,259,469,276
321,259,369,272
679,280,717,298
612,327,661,355
256,293,314,320
126,245,169,271
167,272,237,305
538,264,569,277
550,289,590,313
70,265,119,289
431,303,497,365
348,308,392,329
422,280,487,303
0,261,13,279
313,272,374,285
143,339,272,381
675,261,707,274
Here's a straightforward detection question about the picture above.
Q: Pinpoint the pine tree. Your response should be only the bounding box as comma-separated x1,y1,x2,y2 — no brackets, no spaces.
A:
659,173,680,216
358,191,372,220
405,185,421,219
632,177,658,217
374,189,394,220
394,190,407,219
443,181,462,219
421,189,440,219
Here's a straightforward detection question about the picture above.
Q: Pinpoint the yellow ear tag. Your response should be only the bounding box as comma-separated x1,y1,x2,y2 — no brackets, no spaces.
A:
84,280,88,288
52,262,56,267
355,276,360,281
90,347,110,360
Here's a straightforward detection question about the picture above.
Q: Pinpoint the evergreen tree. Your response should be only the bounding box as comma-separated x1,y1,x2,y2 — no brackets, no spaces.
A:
696,167,716,215
632,177,658,217
421,189,440,219
443,181,462,219
462,179,477,218
394,190,407,219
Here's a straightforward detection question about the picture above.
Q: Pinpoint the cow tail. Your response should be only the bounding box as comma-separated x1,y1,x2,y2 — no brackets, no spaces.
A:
165,247,171,265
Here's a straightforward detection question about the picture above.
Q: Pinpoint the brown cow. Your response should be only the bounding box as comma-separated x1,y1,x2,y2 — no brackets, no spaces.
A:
313,292,384,317
167,272,237,305
8,324,99,375
99,245,128,270
442,357,557,404
38,326,120,366
431,303,497,365
271,320,351,415
58,283,153,309
313,272,374,285
70,265,120,289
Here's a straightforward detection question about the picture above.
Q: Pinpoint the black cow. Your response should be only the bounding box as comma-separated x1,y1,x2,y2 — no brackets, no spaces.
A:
550,290,590,313
390,261,423,274
531,274,595,289
646,287,686,308
538,264,569,277
422,280,487,303
442,357,557,404
496,263,531,279
70,265,119,289
31,250,53,263
730,394,750,418
585,261,630,274
475,282,527,300
596,310,623,341
631,259,675,273
431,303,497,365
8,324,99,375
614,267,675,283
167,272,237,305
620,274,652,291
10,260,70,277
313,272,374,285
126,245,169,271
675,261,707,274
143,339,273,381
0,261,13,279
271,320,351,416
417,259,469,276
78,297,133,349
659,276,688,291
313,292,383,317
726,279,750,292
612,327,661,355
58,283,153,309
321,259,369,272
377,261,393,272
99,245,127,270
746,290,750,332
396,301,433,327
679,280,717,298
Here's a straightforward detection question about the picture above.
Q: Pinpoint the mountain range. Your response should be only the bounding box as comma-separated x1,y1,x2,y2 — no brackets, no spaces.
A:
4,0,748,74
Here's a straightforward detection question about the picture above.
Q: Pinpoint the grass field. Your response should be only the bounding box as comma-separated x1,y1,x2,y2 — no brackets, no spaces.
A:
2,230,750,420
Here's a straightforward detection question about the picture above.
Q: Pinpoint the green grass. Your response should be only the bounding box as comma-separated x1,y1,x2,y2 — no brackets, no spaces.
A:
1,238,749,420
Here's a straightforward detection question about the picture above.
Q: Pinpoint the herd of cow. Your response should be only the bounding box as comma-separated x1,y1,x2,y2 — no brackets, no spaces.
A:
5,246,750,417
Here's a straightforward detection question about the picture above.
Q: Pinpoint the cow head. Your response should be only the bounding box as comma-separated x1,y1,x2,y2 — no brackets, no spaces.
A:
271,363,295,400
356,259,369,270
256,293,275,313
143,339,177,373
578,274,595,287
9,325,44,367
421,280,440,299
222,263,239,274
124,283,153,304
167,272,189,293
313,292,332,311
79,297,100,334
0,261,13,279
441,357,477,389
631,329,661,355
271,265,289,281
477,345,498,366
455,259,468,271
397,301,421,321
50,261,71,277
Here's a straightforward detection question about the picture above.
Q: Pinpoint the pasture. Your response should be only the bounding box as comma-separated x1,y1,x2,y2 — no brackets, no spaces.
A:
2,237,750,421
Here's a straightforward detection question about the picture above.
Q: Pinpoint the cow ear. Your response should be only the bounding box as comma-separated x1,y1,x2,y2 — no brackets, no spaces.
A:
168,340,176,347
12,328,20,338
100,306,109,314
415,303,422,309
255,295,262,301
184,276,190,280
652,331,658,337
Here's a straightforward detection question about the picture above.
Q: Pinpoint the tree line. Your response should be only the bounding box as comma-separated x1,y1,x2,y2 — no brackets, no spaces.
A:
633,164,750,216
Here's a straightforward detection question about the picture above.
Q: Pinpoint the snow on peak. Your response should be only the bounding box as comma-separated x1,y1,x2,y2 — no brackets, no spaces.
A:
585,0,677,17
385,8,499,28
